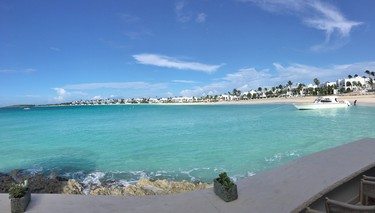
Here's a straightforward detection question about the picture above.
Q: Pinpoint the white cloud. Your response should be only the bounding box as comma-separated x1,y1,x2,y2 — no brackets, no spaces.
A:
172,80,198,84
196,13,207,23
63,82,167,90
272,61,375,83
180,68,272,97
92,95,102,100
175,1,207,24
180,60,375,96
133,53,223,73
51,81,168,103
175,1,191,23
53,88,70,102
166,92,174,98
52,88,89,103
242,0,362,51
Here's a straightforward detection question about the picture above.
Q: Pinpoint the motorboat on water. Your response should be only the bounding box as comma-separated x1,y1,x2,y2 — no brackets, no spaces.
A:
293,96,351,110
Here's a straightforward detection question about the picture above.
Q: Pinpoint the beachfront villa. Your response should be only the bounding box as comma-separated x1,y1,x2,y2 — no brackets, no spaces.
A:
337,76,372,92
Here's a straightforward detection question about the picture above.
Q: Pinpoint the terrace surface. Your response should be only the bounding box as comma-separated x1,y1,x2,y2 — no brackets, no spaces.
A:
1,138,375,213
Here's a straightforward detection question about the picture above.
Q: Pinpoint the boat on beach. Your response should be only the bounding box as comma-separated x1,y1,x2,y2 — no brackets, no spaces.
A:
293,96,351,110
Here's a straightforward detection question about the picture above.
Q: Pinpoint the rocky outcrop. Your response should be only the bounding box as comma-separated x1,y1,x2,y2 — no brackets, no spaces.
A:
28,173,67,193
64,178,213,196
1,170,212,196
0,173,15,193
63,179,84,194
125,178,212,196
0,170,68,193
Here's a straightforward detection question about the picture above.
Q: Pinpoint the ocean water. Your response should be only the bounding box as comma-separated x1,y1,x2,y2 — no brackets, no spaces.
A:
1,104,374,185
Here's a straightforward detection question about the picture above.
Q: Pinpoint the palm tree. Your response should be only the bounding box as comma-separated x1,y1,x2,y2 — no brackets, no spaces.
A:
297,83,305,96
232,89,241,97
365,70,375,89
368,78,374,90
313,78,320,95
287,80,293,87
232,89,238,96
313,78,320,86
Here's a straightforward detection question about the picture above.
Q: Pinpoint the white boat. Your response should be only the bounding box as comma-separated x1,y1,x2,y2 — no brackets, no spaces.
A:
294,96,351,110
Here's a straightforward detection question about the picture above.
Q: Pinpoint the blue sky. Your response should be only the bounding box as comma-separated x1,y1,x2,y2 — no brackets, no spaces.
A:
1,0,375,106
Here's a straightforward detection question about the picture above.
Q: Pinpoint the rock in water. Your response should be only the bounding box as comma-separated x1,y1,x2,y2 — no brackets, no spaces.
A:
63,179,83,194
63,178,213,196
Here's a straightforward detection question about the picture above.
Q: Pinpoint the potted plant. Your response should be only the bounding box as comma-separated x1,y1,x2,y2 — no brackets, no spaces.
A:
213,172,238,202
9,180,31,213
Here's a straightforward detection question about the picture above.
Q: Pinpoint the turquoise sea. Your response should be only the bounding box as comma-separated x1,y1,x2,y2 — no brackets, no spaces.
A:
1,104,374,186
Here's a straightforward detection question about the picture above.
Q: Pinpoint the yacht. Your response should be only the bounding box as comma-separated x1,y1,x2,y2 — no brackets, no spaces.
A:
294,96,351,110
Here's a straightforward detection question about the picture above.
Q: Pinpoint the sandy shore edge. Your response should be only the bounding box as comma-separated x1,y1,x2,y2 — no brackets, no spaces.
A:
158,94,375,107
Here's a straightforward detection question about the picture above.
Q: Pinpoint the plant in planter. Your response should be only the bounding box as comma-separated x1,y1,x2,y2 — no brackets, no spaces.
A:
213,172,238,202
9,180,31,213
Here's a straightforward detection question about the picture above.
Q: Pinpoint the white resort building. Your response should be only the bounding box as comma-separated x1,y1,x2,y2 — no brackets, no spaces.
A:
336,76,371,92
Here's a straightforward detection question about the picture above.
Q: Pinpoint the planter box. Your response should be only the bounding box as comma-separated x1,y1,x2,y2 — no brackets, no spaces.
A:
213,179,238,202
10,189,31,213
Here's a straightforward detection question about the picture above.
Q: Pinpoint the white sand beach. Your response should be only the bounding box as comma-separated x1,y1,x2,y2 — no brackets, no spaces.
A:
163,94,375,107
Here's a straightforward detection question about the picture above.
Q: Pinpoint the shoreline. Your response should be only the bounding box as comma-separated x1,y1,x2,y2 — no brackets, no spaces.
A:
0,170,212,196
4,94,374,108
170,94,375,106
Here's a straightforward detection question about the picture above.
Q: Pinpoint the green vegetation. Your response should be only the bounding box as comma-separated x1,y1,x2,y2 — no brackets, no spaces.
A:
216,172,234,190
365,70,375,89
8,181,28,199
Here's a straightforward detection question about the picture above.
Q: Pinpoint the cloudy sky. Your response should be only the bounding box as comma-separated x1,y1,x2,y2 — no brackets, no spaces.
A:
1,0,374,105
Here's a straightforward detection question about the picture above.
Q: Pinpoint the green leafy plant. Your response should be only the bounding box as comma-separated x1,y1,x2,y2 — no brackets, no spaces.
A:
216,172,234,190
9,180,28,199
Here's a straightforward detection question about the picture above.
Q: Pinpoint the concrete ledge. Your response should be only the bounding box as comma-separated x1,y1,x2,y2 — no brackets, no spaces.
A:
1,138,375,213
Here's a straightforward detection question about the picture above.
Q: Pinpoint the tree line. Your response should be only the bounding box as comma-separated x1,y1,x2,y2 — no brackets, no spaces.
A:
216,70,375,101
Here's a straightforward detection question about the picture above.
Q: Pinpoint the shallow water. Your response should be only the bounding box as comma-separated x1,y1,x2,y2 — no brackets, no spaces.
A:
1,104,374,185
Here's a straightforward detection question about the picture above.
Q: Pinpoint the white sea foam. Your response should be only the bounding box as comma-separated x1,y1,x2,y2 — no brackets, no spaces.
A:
247,171,256,177
82,171,106,186
118,179,136,187
26,167,44,176
265,150,300,163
